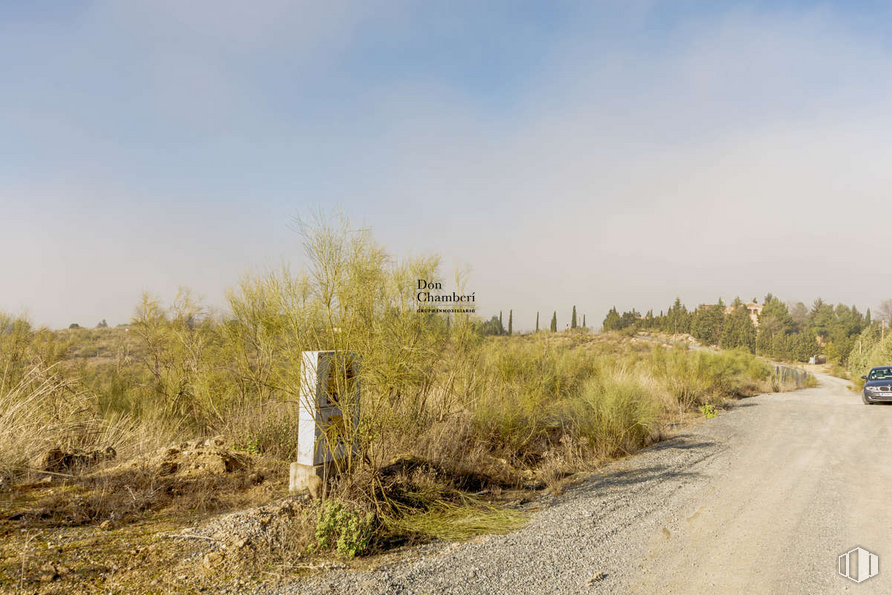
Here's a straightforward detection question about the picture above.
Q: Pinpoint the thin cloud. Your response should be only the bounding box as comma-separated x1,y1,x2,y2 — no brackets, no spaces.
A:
1,3,891,328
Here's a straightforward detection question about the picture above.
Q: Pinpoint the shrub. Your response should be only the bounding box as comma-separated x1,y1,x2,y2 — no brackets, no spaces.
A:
0,216,811,558
0,365,97,480
230,410,299,460
315,500,375,558
568,375,657,458
699,404,717,419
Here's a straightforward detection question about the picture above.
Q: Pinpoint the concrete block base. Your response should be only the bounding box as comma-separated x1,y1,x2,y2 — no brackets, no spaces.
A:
289,462,325,498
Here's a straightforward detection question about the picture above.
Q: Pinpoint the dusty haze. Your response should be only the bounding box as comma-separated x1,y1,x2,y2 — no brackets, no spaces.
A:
1,2,889,329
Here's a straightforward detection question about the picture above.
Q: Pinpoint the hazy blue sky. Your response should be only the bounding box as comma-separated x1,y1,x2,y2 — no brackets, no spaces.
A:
3,1,892,329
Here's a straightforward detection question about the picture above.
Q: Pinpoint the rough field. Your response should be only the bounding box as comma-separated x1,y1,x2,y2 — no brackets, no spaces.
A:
0,438,293,594
0,325,813,595
263,373,889,595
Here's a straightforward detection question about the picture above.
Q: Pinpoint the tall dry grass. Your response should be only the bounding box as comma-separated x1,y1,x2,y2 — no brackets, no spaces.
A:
0,214,805,549
0,365,92,479
0,365,179,482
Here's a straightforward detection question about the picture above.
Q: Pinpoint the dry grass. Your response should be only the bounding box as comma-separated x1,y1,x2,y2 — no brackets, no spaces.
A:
0,216,814,593
0,364,182,486
382,499,528,541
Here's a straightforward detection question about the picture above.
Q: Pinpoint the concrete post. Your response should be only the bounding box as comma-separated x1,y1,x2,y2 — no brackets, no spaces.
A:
289,351,359,497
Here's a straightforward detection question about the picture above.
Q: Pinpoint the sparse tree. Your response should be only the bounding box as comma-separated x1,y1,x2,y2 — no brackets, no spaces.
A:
691,299,724,346
96,319,108,328
877,299,892,323
481,316,502,336
789,302,809,327
602,307,621,331
666,298,690,335
810,298,835,339
720,300,756,353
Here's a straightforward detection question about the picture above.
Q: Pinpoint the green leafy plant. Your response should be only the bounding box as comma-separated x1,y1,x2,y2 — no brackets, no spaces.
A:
315,500,375,558
699,404,717,419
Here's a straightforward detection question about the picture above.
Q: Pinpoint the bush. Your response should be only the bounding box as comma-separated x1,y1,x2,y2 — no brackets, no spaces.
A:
568,375,657,457
315,500,375,558
230,410,299,459
699,404,717,419
0,216,810,557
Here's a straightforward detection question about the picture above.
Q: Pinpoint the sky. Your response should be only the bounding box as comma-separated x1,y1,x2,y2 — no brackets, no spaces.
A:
3,0,892,330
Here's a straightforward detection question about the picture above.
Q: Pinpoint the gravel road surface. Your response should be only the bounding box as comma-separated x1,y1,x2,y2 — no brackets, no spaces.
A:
272,374,891,594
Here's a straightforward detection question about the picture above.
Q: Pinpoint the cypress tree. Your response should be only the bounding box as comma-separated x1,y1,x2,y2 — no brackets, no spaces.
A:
583,314,586,328
499,311,503,335
536,311,539,332
603,307,621,331
720,301,756,353
508,310,513,335
571,305,577,329
551,311,557,332
692,299,725,346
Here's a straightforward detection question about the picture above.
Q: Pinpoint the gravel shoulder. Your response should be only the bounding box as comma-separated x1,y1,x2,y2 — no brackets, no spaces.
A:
271,374,892,594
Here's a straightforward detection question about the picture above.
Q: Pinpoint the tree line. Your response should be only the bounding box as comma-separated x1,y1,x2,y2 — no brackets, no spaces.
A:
603,295,874,364
477,306,587,336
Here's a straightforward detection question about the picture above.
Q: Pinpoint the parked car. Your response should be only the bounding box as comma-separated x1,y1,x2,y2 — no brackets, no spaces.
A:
861,366,892,404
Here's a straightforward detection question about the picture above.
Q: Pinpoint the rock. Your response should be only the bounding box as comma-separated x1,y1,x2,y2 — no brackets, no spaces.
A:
158,461,178,475
379,455,438,478
34,448,67,472
38,562,58,582
33,446,116,473
203,552,223,568
99,520,113,530
204,436,225,447
213,453,242,474
587,571,608,585
151,442,245,477
522,480,546,490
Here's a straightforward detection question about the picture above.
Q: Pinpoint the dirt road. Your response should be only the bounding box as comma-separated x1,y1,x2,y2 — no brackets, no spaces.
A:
274,374,892,594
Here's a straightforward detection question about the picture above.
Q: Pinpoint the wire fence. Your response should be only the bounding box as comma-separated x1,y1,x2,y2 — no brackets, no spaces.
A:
771,364,811,387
